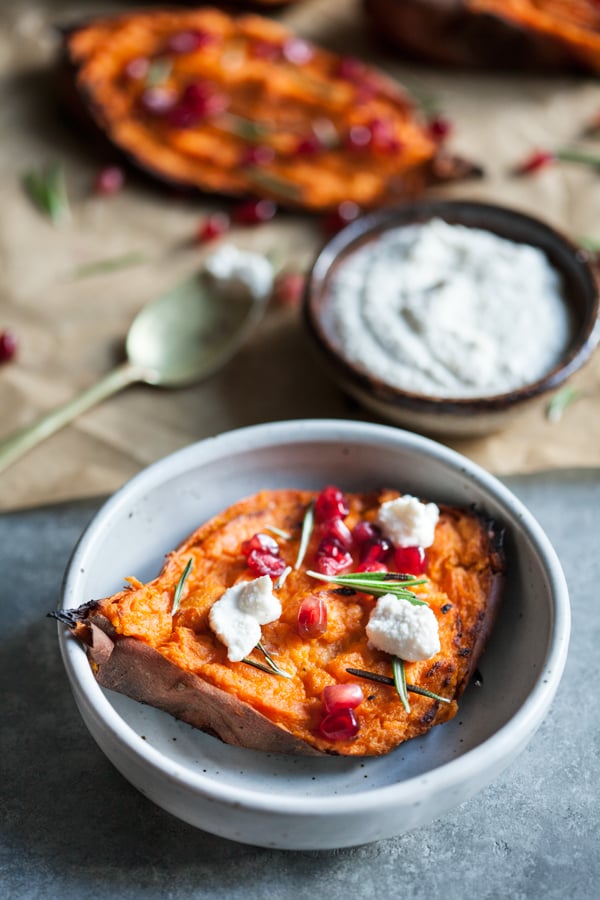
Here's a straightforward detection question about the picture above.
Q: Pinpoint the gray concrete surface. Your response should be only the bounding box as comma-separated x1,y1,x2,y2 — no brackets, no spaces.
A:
2,470,598,899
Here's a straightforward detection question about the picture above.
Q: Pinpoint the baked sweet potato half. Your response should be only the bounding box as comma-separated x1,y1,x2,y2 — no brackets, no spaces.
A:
364,0,600,72
62,6,480,211
54,487,505,757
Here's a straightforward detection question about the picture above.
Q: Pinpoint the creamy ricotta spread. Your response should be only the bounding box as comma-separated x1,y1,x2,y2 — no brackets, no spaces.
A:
327,218,571,398
377,495,439,548
366,593,440,662
208,575,281,662
203,243,274,302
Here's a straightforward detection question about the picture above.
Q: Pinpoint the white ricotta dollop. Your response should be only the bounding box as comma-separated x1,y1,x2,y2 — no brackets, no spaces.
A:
327,218,571,398
366,593,440,662
377,495,439,548
208,575,282,662
203,243,274,302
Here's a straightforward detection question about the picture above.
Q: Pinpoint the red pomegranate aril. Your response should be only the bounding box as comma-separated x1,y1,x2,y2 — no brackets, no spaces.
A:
246,549,286,578
314,485,349,523
124,56,150,80
167,29,215,54
336,56,365,82
352,520,380,545
140,86,177,115
356,560,388,573
318,708,359,741
322,683,364,714
369,118,402,154
297,595,328,638
241,532,280,557
233,198,277,225
514,149,555,175
282,38,314,65
394,545,427,575
196,212,230,244
323,200,361,235
428,115,452,141
360,537,391,565
93,165,125,196
0,329,17,364
315,553,352,576
322,516,353,549
346,124,372,152
272,271,306,308
294,135,321,156
250,40,280,61
240,145,276,167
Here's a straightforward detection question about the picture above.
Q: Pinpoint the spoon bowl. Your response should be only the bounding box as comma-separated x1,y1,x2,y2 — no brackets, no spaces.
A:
0,272,266,473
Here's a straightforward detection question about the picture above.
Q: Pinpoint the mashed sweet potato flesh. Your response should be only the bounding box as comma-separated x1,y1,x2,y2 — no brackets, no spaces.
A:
89,489,504,756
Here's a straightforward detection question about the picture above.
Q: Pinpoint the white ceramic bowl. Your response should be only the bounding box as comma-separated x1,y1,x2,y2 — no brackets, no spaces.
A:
58,419,570,850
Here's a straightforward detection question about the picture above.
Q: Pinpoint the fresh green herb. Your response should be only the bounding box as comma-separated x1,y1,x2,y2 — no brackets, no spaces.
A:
171,557,193,615
146,57,173,87
243,642,292,678
294,501,315,570
345,667,451,704
556,148,600,169
245,168,303,202
578,235,600,253
392,657,410,713
546,385,580,423
274,565,292,591
69,252,146,280
265,525,292,540
23,162,70,225
221,113,272,141
306,570,428,606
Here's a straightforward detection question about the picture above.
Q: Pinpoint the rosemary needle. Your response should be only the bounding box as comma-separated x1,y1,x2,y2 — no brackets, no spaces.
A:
171,557,193,615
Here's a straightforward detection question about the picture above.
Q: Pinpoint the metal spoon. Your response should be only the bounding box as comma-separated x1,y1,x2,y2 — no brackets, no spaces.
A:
0,273,267,474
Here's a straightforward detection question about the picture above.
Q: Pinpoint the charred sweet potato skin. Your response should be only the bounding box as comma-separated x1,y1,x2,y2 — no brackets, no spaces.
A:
62,7,479,211
364,0,600,72
64,489,505,757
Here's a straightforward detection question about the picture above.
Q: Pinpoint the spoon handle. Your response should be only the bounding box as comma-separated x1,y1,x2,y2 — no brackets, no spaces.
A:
0,361,144,475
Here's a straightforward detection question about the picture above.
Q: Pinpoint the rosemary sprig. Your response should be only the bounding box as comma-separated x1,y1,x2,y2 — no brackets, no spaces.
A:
392,657,410,713
245,168,303,201
69,251,146,280
23,161,70,225
546,385,581,423
578,235,600,253
345,667,451,705
556,148,600,169
274,565,292,590
306,570,428,606
265,525,292,540
146,57,173,87
220,113,272,141
171,557,193,615
294,501,315,570
243,642,292,678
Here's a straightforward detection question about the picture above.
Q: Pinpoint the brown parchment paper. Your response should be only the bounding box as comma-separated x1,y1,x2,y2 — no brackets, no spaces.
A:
1,0,599,512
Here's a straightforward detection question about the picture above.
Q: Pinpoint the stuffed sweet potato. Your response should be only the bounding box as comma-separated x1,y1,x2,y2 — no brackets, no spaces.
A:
364,0,600,72
62,6,480,211
54,487,505,757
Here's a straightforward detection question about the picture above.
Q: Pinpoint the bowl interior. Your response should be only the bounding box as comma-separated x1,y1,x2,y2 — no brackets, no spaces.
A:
305,200,600,407
59,420,568,813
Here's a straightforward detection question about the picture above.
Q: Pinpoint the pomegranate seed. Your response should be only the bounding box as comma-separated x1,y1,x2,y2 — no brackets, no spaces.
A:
168,82,228,128
393,545,427,575
356,560,388,573
336,56,365,82
139,86,177,115
428,115,452,141
294,135,322,156
360,537,391,565
322,683,364,714
352,521,380,545
321,516,353,549
369,118,402,154
282,38,314,65
272,270,306,308
196,211,230,243
124,56,150,80
314,485,349,523
318,707,359,741
167,29,215,54
250,40,280,61
315,553,352,576
240,145,276,167
346,124,372,152
514,149,555,175
241,532,280,556
323,200,361,235
93,165,125,196
246,549,286,577
0,329,18,364
297,595,328,638
233,198,277,225
316,535,346,559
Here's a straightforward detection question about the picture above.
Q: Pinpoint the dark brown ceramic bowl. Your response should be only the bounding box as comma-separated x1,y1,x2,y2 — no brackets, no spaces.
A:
304,200,600,436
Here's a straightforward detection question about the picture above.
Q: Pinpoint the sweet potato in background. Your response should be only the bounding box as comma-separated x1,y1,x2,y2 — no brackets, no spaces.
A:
364,0,600,72
62,7,480,211
58,489,505,757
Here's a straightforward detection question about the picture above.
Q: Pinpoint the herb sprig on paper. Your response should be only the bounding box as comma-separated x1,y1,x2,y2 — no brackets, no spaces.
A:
23,162,70,225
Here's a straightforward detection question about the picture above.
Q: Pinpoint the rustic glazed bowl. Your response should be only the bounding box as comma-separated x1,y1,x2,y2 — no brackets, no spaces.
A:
57,419,570,850
304,200,600,436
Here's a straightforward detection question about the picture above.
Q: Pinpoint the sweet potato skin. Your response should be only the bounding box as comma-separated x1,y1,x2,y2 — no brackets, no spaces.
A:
364,0,600,72
63,489,505,757
61,7,480,211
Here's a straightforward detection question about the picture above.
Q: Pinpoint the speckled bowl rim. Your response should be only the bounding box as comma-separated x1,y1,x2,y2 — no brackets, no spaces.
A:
304,200,600,414
58,419,570,820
